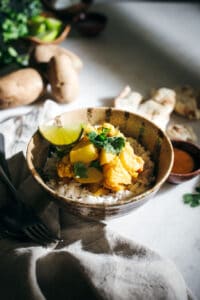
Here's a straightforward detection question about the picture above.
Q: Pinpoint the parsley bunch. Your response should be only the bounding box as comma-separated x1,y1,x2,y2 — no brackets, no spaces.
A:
88,128,125,155
0,0,42,66
183,186,200,207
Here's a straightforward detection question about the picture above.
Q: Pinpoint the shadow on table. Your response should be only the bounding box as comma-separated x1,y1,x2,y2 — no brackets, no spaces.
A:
72,3,200,104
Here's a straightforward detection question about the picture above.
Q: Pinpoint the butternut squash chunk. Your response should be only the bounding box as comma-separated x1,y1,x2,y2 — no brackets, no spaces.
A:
103,157,132,191
119,142,144,177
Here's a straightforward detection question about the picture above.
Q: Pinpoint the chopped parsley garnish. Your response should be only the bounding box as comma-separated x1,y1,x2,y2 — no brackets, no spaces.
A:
73,162,88,178
48,145,71,158
183,186,200,207
90,160,102,171
88,128,125,155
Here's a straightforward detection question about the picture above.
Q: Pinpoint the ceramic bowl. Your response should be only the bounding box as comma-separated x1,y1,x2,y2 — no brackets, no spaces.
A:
74,12,107,37
41,0,91,17
26,107,173,220
167,139,200,184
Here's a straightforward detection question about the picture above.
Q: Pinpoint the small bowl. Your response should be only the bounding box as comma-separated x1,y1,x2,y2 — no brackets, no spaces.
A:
41,0,91,18
26,107,173,220
167,139,200,184
74,12,107,37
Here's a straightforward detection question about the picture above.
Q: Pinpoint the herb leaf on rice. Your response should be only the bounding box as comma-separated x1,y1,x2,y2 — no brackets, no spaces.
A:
73,162,88,178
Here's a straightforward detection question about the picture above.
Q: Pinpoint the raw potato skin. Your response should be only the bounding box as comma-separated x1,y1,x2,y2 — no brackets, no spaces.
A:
33,44,83,72
48,54,79,103
0,68,44,109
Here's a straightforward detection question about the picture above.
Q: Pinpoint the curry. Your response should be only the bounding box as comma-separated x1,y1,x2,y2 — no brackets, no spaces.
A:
57,122,144,194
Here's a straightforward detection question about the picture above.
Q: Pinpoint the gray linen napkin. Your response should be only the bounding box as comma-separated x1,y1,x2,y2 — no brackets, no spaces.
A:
0,101,194,300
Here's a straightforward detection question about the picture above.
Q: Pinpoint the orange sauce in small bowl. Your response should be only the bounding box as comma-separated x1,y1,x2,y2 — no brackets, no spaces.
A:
172,147,195,174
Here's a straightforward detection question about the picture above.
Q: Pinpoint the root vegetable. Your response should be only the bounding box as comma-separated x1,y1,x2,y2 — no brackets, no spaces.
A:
33,44,83,72
0,68,44,109
48,54,79,103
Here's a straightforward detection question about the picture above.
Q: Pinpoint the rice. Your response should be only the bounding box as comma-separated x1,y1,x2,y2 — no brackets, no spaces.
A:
44,137,155,205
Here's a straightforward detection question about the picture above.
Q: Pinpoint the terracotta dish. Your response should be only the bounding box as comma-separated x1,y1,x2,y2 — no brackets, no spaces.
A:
168,139,200,184
26,107,173,220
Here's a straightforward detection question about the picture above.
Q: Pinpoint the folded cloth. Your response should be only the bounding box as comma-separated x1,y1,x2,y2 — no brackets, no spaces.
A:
0,101,195,300
0,100,63,158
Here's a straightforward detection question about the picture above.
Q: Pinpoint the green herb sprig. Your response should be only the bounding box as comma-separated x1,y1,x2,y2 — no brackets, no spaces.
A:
0,0,43,67
88,128,125,155
183,186,200,207
90,160,102,171
73,162,88,179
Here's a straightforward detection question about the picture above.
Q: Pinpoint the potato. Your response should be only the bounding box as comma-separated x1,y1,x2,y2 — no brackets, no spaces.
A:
48,54,79,103
100,148,116,165
70,140,98,164
33,44,83,72
76,167,103,184
0,68,44,109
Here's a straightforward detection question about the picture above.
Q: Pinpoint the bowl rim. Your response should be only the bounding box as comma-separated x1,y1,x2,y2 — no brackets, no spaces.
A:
26,107,174,209
169,139,200,177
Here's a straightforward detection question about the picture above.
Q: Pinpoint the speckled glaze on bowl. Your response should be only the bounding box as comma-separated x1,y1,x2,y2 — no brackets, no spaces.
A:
167,139,200,184
26,107,174,220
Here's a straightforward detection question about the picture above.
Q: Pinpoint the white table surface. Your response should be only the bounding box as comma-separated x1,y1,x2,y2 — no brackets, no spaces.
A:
1,2,200,299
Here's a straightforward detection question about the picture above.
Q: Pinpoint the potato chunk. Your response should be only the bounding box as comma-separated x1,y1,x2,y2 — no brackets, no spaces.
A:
99,148,116,165
75,167,103,184
119,142,144,177
70,140,98,164
103,157,132,191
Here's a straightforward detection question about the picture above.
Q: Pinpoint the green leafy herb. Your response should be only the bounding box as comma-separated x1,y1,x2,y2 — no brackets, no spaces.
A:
106,136,125,154
183,186,200,207
101,127,110,135
90,160,102,171
73,162,88,178
196,187,200,193
88,128,125,155
0,0,43,67
48,145,70,159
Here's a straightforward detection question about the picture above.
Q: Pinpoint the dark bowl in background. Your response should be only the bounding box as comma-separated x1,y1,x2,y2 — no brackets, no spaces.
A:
74,12,107,37
167,139,200,184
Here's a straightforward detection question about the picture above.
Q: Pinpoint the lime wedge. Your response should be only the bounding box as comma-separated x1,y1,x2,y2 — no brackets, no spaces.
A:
45,17,62,31
30,23,46,36
30,15,46,24
36,30,59,42
39,124,83,146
